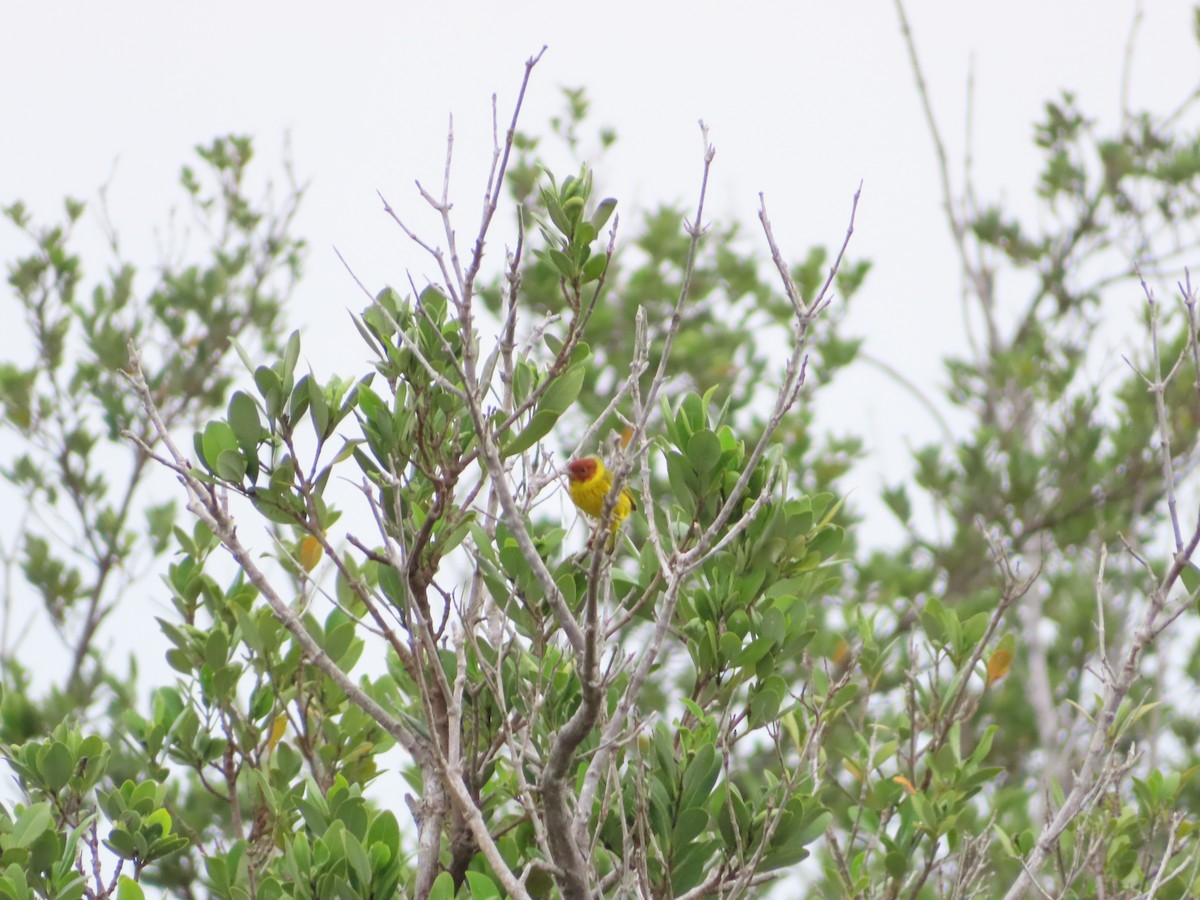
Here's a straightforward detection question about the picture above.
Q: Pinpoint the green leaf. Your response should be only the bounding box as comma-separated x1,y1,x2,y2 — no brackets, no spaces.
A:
591,197,617,231
215,449,247,484
734,636,775,669
308,376,330,439
671,838,718,894
282,331,301,384
539,363,586,414
289,374,313,423
1181,561,1200,595
815,493,846,529
806,525,843,560
581,252,608,283
340,832,372,888
665,451,698,517
502,358,588,457
968,725,998,767
687,429,722,477
116,876,145,900
465,871,500,899
749,687,781,726
10,803,52,848
145,833,189,862
204,629,229,670
428,872,455,900
104,828,138,860
547,248,575,280
671,807,709,850
680,745,720,810
961,611,989,648
574,221,597,247
228,391,262,448
714,783,750,851
502,409,558,458
794,809,832,846
543,190,571,235
39,741,73,792
254,365,284,418
200,421,239,475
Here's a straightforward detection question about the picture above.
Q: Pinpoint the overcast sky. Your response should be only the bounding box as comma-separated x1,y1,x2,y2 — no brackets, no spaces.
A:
7,1,1194,484
6,1,1194,468
2,2,1198,687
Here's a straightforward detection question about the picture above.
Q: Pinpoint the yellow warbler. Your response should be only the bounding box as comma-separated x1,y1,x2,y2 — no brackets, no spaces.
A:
566,456,636,542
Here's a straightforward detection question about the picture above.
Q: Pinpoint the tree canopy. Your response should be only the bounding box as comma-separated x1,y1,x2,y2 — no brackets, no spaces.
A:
4,9,1200,900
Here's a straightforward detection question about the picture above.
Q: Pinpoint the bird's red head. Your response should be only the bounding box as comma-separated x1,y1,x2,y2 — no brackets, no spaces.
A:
566,457,597,483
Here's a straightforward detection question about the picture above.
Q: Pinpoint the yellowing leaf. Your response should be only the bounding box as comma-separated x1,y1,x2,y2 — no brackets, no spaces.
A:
267,714,288,752
831,639,850,667
987,635,1016,686
299,534,323,572
892,775,917,795
620,425,634,448
844,760,863,781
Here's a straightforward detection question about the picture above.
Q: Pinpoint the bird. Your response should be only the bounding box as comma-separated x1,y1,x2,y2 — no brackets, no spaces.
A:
565,455,636,547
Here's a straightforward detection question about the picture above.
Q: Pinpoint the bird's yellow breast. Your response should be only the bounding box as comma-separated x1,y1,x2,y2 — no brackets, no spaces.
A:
569,471,634,528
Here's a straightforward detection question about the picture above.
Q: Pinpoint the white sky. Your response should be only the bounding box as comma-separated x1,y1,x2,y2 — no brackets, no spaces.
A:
1,1,1198,891
5,1,1194,501
1,0,1197,678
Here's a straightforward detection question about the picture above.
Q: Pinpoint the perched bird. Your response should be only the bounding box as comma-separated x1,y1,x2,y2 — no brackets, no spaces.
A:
566,456,636,546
